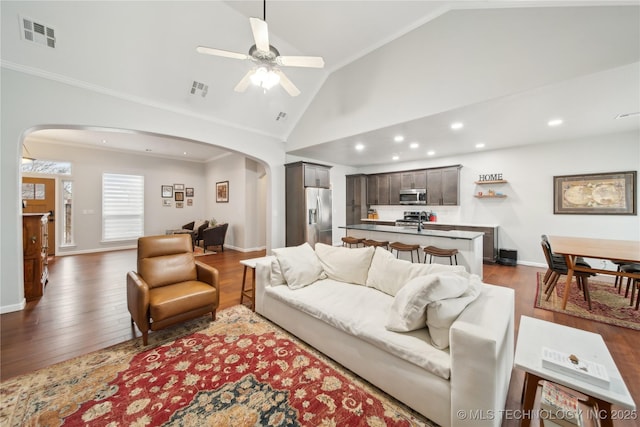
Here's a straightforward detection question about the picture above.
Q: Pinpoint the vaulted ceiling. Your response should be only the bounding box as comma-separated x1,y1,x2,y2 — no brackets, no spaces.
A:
2,1,639,166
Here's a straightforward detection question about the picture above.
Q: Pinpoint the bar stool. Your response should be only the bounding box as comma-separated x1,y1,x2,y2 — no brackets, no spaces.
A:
423,246,459,265
363,239,389,250
341,236,364,248
389,242,421,262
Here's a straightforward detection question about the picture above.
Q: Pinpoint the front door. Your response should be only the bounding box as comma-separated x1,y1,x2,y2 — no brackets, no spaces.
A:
22,177,56,255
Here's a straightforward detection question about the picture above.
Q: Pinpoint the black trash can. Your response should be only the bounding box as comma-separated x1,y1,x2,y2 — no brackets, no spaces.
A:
498,249,518,266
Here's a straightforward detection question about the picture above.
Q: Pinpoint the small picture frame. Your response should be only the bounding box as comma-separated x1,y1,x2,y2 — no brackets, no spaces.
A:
176,202,184,208
186,187,194,197
187,199,193,206
216,181,229,203
174,184,185,191
175,191,184,202
162,199,172,207
161,185,173,198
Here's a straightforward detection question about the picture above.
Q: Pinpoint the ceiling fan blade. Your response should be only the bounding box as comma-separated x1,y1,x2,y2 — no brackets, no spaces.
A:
234,70,254,93
196,46,249,60
277,56,325,68
249,17,270,52
275,69,300,97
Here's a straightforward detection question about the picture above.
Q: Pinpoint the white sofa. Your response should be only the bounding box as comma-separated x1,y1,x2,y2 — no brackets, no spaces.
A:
255,243,515,427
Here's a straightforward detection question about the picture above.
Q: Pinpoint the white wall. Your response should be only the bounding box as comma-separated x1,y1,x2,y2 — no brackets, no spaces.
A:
1,69,286,313
352,131,640,267
22,140,208,254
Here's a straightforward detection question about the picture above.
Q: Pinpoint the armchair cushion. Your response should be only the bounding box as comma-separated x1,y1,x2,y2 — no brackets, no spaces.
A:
139,253,197,289
149,280,218,320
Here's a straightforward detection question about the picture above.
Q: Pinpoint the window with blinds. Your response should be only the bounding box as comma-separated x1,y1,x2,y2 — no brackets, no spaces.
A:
102,173,144,241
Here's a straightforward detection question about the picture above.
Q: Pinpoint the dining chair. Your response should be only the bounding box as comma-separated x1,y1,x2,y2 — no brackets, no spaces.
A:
621,263,640,309
540,239,594,310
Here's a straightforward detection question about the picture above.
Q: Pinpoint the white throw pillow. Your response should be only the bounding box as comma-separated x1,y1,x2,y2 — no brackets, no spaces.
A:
272,243,326,290
366,247,467,296
427,275,482,349
385,273,469,332
270,258,286,286
314,243,374,285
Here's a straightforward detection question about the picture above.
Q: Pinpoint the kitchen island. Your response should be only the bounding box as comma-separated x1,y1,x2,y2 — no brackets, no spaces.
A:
340,224,484,278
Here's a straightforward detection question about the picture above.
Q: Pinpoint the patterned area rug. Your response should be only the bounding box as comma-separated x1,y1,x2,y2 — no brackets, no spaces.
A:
534,273,640,330
1,305,435,426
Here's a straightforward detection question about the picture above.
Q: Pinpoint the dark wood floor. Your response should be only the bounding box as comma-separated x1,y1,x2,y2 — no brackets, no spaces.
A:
1,249,638,426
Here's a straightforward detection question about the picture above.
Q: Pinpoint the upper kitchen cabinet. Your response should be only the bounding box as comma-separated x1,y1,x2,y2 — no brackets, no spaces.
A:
367,174,390,205
389,173,402,205
400,170,427,190
298,162,331,188
427,165,461,205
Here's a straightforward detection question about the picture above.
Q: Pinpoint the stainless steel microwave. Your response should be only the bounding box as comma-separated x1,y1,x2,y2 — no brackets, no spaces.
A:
399,188,426,205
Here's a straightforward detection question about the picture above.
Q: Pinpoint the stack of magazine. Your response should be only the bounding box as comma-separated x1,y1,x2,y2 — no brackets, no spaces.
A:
541,347,610,388
540,381,582,427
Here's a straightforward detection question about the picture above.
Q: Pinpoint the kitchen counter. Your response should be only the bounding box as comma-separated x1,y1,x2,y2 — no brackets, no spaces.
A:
341,224,483,240
360,218,499,228
340,224,484,278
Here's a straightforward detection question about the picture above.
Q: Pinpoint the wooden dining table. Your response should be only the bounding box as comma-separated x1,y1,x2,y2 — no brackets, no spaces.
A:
548,236,640,310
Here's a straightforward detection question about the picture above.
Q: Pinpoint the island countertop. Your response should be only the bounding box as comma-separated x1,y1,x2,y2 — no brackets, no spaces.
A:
339,224,484,240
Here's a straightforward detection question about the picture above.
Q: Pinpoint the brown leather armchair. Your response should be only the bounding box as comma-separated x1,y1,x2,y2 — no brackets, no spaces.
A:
127,234,219,345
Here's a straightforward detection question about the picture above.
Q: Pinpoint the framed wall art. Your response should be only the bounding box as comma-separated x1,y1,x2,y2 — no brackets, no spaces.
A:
161,185,173,198
553,171,636,215
216,181,229,203
175,191,184,202
174,184,185,191
162,199,172,207
186,187,194,197
176,202,184,208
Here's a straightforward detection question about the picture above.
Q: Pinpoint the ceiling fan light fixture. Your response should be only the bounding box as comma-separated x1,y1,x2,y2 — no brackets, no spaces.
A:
250,66,280,90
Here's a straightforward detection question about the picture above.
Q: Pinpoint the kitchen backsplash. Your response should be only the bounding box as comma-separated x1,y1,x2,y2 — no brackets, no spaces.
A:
370,205,462,223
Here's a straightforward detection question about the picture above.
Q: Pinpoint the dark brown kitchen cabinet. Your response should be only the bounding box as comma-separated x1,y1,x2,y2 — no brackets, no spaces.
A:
427,166,460,205
367,174,390,205
346,174,367,225
23,213,49,301
388,173,402,205
401,170,427,190
303,163,331,188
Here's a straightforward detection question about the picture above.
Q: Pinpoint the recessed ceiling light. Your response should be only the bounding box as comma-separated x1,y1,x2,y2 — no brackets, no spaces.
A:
101,139,107,144
475,143,485,149
392,154,399,161
183,152,188,155
394,135,404,143
548,118,563,127
427,150,435,156
355,143,365,151
409,142,419,149
450,122,464,130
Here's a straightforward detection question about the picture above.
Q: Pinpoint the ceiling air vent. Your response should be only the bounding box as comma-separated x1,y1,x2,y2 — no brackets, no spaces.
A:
20,16,56,48
190,81,208,98
275,112,287,121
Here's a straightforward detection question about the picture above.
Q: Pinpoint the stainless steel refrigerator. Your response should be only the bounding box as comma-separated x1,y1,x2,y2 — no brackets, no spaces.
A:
304,187,332,246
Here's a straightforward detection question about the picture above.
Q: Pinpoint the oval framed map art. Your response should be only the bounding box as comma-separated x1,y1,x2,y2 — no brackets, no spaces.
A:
554,171,636,215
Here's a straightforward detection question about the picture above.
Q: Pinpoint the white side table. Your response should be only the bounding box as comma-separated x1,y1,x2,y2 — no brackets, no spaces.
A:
514,316,635,427
239,256,274,311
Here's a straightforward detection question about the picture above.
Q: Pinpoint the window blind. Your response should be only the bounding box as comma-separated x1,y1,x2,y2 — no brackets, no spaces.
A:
102,173,144,241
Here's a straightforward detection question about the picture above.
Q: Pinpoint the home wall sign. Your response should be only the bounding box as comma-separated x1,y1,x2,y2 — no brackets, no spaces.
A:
478,173,503,182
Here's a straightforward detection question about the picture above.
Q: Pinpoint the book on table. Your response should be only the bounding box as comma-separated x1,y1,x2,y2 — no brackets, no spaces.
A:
541,347,610,388
540,381,582,427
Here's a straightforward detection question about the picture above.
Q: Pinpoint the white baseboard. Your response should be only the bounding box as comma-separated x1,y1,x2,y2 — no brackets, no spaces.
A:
56,245,137,256
517,260,546,268
221,244,266,253
1,298,26,314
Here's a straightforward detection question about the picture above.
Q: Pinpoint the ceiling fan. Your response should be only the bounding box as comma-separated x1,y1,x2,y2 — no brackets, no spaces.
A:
196,1,324,96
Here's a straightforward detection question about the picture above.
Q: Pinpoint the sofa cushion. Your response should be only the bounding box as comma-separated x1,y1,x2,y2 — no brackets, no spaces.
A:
270,257,286,286
315,243,374,285
386,273,470,332
366,247,466,296
427,275,482,349
273,243,326,289
265,279,452,380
